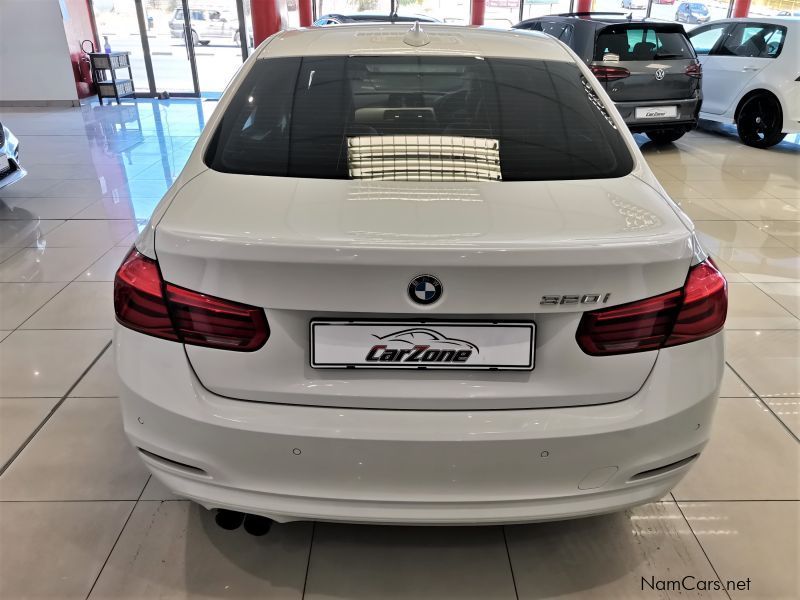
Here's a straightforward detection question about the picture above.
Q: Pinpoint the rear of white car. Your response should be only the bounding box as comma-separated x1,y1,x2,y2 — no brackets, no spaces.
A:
114,25,727,524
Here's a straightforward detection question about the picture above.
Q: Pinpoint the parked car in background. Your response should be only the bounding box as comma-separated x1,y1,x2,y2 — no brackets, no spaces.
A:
169,8,248,46
622,0,647,10
675,2,711,24
689,18,798,147
114,24,726,527
314,13,440,25
514,14,702,143
0,120,25,191
653,0,676,5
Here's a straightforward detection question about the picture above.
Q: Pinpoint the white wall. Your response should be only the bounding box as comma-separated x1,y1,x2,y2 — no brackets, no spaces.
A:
0,0,78,105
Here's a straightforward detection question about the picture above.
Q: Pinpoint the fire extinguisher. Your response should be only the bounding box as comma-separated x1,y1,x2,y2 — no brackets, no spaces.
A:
80,39,101,90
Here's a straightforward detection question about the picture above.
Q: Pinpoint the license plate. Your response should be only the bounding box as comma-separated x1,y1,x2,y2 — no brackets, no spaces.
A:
635,106,678,119
0,153,9,174
311,321,535,370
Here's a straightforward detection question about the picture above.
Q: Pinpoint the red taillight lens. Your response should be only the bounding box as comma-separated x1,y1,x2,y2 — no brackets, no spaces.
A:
684,62,702,78
576,259,727,356
665,260,727,347
164,283,269,351
114,249,177,342
590,65,631,81
114,249,269,352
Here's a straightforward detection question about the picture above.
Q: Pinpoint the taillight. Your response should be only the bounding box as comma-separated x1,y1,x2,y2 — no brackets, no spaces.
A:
590,65,631,81
114,249,269,351
685,62,702,78
576,259,727,356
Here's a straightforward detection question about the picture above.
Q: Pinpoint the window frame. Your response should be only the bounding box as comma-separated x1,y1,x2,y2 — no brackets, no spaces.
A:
688,22,733,56
711,22,788,59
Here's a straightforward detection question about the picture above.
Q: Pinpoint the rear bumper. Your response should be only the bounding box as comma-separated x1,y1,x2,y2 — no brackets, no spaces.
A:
116,326,723,524
616,96,701,133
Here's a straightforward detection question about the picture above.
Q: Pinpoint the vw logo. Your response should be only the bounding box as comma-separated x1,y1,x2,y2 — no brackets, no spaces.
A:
408,275,443,305
654,68,666,81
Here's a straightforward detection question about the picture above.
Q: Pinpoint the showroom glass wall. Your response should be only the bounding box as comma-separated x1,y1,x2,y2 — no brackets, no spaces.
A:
89,0,792,97
90,0,300,97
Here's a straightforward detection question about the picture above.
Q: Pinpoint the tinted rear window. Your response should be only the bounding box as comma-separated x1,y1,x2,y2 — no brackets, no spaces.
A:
206,56,633,182
595,26,696,61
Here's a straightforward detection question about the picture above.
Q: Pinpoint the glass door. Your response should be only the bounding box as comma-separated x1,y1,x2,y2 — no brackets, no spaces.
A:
148,0,200,95
184,0,251,96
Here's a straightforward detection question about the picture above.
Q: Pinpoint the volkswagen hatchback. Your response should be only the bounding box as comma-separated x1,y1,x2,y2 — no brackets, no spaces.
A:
114,24,727,525
514,15,703,144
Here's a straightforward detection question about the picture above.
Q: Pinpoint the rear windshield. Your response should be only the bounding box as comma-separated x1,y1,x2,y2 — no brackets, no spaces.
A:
595,26,696,61
206,56,633,182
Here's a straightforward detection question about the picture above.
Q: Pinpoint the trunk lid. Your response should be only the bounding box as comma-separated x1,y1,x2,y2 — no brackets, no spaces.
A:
154,170,693,410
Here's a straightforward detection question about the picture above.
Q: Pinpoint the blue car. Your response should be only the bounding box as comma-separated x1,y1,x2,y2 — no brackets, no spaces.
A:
676,2,711,24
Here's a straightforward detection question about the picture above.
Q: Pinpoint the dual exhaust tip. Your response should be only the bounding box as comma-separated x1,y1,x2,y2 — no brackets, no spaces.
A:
214,509,273,536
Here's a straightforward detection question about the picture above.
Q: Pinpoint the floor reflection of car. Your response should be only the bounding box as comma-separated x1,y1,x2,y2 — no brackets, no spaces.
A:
514,14,702,144
169,8,248,46
0,203,41,248
0,120,25,191
689,18,798,148
675,2,711,24
313,13,440,25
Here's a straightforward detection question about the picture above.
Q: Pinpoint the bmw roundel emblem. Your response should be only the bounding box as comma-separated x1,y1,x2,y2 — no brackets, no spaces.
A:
654,68,666,81
408,275,443,305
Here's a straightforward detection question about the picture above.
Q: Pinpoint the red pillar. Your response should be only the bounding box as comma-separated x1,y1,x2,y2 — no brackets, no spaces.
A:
731,0,751,17
298,0,313,27
251,0,282,46
471,0,485,25
575,0,593,12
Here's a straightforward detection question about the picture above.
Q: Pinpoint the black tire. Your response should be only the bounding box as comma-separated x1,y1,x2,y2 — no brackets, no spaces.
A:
736,94,786,149
233,30,240,45
646,129,686,144
191,29,200,46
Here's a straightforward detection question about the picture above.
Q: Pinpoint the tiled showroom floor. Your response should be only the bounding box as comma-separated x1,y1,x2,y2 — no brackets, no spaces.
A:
0,101,798,599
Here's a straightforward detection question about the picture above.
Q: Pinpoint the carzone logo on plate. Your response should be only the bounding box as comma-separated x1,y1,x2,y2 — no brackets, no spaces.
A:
366,328,479,364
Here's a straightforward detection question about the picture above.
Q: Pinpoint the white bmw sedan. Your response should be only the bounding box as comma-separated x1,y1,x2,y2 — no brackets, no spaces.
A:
114,24,727,525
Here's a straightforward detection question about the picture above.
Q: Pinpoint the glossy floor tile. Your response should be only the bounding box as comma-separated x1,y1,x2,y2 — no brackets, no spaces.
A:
505,502,726,599
89,502,312,600
0,330,110,397
305,524,517,599
726,282,800,330
673,398,800,501
680,502,800,599
0,103,797,599
0,397,58,467
0,397,149,500
0,501,134,600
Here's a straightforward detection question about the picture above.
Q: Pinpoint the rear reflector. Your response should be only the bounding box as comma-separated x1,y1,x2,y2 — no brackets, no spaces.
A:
576,259,727,356
590,65,630,81
114,249,269,351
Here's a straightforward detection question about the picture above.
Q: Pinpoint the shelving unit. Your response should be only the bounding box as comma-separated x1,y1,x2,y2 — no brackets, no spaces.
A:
89,52,135,105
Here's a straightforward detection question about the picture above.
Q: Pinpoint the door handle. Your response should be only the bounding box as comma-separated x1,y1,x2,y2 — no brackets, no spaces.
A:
742,66,759,71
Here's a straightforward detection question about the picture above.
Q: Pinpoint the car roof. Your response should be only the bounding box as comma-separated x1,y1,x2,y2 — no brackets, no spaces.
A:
257,24,574,61
691,16,798,26
515,14,689,29
324,13,440,22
